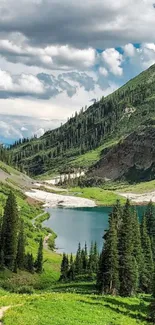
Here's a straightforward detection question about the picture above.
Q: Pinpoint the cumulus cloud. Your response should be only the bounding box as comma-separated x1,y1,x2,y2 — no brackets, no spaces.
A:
0,70,45,97
99,67,108,76
0,39,96,71
124,43,136,57
0,70,97,99
102,48,123,76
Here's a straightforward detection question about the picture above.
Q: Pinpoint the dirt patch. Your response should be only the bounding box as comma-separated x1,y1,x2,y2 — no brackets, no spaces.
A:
26,197,43,207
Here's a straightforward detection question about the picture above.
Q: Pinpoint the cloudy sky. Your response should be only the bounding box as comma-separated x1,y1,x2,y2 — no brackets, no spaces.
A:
1,0,155,143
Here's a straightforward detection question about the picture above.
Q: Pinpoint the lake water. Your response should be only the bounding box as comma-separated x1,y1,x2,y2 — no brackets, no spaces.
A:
44,206,146,254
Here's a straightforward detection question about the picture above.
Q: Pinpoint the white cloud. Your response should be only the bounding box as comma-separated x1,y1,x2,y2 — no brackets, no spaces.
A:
124,43,136,57
0,39,96,71
99,67,108,76
35,128,45,137
102,48,123,76
0,70,45,94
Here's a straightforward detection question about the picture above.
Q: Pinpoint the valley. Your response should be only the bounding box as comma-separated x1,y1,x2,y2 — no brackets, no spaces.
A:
1,64,155,324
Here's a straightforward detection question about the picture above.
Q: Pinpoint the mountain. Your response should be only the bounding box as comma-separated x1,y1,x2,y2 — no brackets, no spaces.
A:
89,124,155,182
9,64,155,180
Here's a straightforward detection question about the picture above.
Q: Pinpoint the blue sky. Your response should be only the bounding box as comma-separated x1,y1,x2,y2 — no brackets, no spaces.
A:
0,0,155,142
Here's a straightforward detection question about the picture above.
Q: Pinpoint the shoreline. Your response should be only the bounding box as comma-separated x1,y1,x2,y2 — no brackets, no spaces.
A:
25,188,96,208
25,187,155,208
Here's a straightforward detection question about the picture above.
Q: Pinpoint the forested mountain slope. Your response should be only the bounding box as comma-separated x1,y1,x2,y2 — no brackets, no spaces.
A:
10,63,155,178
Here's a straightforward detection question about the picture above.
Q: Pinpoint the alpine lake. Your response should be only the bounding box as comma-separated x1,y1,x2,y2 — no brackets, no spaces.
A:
43,206,146,254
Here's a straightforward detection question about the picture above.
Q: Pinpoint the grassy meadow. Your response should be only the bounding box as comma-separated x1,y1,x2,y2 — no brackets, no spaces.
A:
0,289,151,325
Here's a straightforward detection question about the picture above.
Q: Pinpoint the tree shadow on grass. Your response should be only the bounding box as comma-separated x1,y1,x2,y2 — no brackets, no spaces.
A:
78,297,148,323
51,282,97,294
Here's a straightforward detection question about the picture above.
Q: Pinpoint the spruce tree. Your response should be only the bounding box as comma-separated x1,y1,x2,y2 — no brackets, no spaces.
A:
97,215,120,295
92,242,99,273
119,199,138,296
1,191,19,270
60,253,69,280
88,241,94,274
36,237,43,273
68,253,75,281
96,249,105,293
16,219,25,269
25,253,34,273
111,200,122,232
145,201,155,260
75,243,82,275
140,214,154,293
131,208,143,284
83,242,88,271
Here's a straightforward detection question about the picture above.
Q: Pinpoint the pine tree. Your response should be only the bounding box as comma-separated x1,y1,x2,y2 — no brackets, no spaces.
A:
93,242,99,273
25,253,34,273
131,208,143,284
119,199,138,296
75,243,82,275
88,241,94,274
36,237,43,273
97,215,120,295
140,214,154,293
60,253,69,280
83,242,88,271
1,191,19,270
111,200,122,232
96,249,105,293
68,253,75,281
16,219,25,269
145,201,155,260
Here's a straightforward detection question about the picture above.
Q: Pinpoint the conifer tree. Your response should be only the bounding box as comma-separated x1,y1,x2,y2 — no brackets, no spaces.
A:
97,215,120,295
92,242,99,273
1,191,19,270
25,253,34,273
88,241,94,274
68,253,75,281
140,214,154,293
16,219,25,269
131,208,143,283
111,200,122,232
75,243,82,275
60,253,69,280
145,201,155,260
36,237,43,273
83,242,88,271
96,249,105,293
119,199,138,296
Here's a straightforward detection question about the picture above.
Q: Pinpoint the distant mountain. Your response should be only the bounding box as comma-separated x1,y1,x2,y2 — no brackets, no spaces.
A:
9,64,155,181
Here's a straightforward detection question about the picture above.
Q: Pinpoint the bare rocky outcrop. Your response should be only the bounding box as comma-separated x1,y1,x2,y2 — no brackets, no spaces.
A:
90,126,155,182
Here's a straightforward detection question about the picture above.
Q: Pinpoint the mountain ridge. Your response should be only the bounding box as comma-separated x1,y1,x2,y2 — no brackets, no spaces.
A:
9,63,155,181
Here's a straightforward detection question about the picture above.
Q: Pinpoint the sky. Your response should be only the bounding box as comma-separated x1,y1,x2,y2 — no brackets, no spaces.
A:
1,0,155,143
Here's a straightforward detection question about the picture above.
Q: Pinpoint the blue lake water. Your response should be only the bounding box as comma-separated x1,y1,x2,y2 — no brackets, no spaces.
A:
44,206,146,254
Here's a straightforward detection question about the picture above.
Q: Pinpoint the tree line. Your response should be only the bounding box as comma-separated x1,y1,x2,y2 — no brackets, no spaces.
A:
9,74,155,176
0,191,43,274
60,199,155,298
60,242,99,281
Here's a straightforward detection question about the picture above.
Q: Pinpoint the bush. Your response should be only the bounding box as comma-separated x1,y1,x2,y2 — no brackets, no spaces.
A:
17,285,34,294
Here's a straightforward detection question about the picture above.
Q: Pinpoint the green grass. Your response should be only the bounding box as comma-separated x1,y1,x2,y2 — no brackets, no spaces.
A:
0,161,20,176
1,291,151,325
119,180,155,194
69,187,126,205
69,139,120,169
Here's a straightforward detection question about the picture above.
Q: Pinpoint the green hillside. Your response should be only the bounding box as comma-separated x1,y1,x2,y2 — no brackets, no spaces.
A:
9,64,155,178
